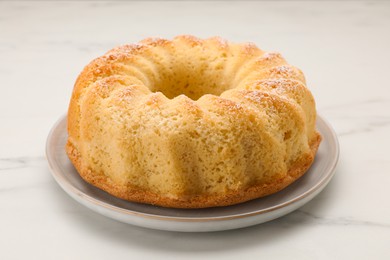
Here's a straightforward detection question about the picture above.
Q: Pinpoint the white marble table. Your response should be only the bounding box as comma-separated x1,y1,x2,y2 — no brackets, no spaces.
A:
1,1,389,259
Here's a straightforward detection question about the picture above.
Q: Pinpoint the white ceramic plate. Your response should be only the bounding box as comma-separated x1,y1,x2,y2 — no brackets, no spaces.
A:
46,114,339,232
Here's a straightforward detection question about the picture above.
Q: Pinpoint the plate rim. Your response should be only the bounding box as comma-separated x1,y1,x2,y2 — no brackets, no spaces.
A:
46,113,339,223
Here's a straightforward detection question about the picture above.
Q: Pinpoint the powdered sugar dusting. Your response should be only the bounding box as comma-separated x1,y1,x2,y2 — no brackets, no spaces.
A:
261,52,282,61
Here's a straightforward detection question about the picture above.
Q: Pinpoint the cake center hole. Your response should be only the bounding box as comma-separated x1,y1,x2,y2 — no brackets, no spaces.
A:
149,57,231,100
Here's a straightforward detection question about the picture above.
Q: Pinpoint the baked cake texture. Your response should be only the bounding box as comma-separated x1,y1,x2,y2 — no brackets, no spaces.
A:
66,35,321,208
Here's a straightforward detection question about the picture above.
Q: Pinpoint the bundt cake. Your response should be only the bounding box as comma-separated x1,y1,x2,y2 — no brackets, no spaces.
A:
66,35,321,208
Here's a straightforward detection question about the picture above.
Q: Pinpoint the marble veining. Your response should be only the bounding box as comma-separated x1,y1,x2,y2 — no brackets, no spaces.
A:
1,1,390,259
0,156,45,171
320,98,390,136
294,210,390,229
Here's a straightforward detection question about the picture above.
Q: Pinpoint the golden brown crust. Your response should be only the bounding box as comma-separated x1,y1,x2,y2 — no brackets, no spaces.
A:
66,132,321,209
66,35,322,209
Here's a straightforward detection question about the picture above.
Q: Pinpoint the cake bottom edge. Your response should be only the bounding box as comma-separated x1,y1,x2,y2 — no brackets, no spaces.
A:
65,133,322,209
